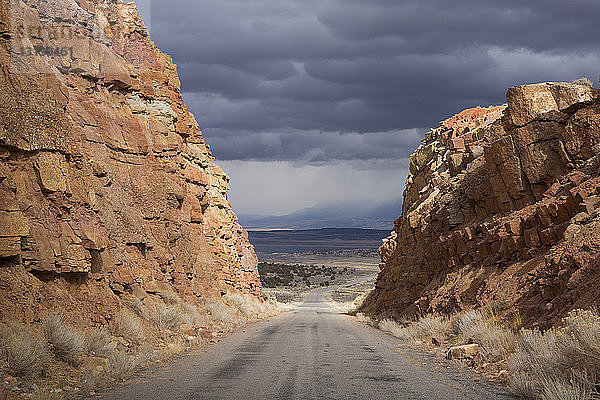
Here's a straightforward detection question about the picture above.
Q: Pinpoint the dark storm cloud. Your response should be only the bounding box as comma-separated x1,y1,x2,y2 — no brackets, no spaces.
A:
142,0,600,164
199,128,423,165
134,0,600,215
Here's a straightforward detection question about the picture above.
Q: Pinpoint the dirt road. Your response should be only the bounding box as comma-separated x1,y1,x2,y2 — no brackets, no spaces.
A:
97,287,515,400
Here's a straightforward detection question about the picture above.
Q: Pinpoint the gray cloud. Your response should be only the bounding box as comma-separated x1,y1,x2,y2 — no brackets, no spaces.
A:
136,0,600,215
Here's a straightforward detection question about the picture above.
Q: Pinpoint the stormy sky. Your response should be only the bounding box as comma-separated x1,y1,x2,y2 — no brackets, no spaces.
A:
136,0,599,216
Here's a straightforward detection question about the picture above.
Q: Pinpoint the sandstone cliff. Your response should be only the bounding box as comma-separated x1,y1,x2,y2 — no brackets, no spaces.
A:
362,81,600,329
0,0,262,326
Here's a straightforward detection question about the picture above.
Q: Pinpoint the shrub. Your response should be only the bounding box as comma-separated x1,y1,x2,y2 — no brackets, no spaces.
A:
114,310,145,344
180,303,210,327
203,297,241,324
42,314,84,364
84,327,116,357
153,306,185,331
379,315,450,342
107,352,133,380
0,323,49,379
508,309,600,399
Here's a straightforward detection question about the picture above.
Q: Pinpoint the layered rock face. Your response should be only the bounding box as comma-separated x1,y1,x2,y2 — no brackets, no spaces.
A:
362,82,600,328
0,0,261,324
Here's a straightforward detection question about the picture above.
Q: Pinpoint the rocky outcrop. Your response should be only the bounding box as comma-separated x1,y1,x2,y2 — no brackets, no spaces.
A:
0,0,262,325
362,81,600,329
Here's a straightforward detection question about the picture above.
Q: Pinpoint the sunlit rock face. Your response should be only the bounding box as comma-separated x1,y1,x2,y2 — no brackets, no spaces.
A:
0,0,261,324
362,81,600,329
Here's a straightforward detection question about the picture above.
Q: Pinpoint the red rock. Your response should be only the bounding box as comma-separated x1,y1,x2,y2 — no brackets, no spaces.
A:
0,0,263,328
506,218,524,236
451,137,466,151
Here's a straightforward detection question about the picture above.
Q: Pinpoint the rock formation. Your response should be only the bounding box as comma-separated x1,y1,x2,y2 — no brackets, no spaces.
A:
362,81,600,329
0,0,262,325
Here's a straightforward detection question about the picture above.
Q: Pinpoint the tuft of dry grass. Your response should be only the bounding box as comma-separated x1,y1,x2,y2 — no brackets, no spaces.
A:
449,309,517,362
479,327,517,362
379,315,450,342
153,305,186,331
224,292,275,319
107,347,158,381
0,322,49,379
508,309,600,399
180,303,210,327
107,352,133,380
114,310,145,344
203,297,243,325
32,387,65,400
84,327,116,357
42,314,84,365
540,377,590,400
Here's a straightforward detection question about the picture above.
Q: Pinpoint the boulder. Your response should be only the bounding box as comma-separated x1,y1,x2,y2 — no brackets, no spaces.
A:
446,344,480,360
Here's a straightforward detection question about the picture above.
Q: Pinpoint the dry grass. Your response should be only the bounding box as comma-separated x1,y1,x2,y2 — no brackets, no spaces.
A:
449,309,517,362
180,303,211,327
106,352,134,380
202,293,277,325
540,377,590,400
203,297,243,325
224,292,275,319
32,388,65,400
42,314,84,365
114,310,145,344
508,309,600,399
83,327,116,357
153,305,186,331
0,322,49,379
379,315,450,342
106,346,157,381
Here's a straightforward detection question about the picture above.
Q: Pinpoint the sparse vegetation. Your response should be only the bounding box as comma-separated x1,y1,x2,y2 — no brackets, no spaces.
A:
42,314,84,364
114,310,145,344
0,292,275,396
365,307,600,400
379,315,450,342
0,322,49,379
153,305,186,331
84,326,117,357
508,309,600,399
105,347,158,381
125,297,147,319
258,262,352,288
203,297,240,324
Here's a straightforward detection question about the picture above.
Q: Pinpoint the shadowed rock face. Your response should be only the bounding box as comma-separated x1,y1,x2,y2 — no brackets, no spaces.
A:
361,82,600,329
0,0,261,324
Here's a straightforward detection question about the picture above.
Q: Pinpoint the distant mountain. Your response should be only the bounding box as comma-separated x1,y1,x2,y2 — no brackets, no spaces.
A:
239,198,402,230
247,228,390,253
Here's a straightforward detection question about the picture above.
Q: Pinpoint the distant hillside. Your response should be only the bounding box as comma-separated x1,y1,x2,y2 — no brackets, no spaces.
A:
247,228,389,253
240,199,402,230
